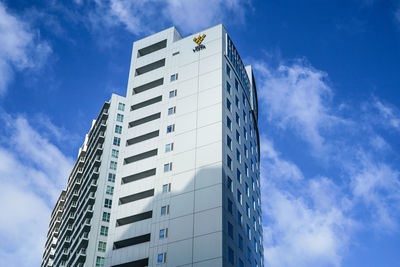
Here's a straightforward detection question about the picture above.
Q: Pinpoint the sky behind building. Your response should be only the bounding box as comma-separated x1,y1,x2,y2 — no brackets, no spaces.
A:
0,0,399,266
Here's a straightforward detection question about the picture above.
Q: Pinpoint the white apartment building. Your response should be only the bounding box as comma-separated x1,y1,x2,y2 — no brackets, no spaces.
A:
42,94,126,267
105,24,263,267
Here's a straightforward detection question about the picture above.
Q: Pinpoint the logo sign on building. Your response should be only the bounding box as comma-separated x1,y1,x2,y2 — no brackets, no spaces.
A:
193,34,206,52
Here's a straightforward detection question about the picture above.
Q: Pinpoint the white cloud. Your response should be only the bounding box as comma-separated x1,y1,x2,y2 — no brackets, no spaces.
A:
253,59,343,153
374,99,400,130
261,139,354,267
164,0,248,33
80,0,250,36
349,153,400,230
0,113,73,267
260,136,303,181
0,2,51,95
255,57,400,266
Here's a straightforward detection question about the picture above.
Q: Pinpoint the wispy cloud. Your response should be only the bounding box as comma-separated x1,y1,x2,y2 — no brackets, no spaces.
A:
0,2,51,95
348,152,400,230
0,112,73,267
255,56,400,266
373,99,400,130
253,58,343,153
73,0,250,36
261,138,354,267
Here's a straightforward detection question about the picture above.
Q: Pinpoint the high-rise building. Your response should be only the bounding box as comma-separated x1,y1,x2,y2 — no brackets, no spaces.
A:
42,94,126,267
105,24,262,267
42,24,263,267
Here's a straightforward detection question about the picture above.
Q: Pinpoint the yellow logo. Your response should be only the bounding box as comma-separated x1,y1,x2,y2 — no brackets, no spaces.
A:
193,34,206,45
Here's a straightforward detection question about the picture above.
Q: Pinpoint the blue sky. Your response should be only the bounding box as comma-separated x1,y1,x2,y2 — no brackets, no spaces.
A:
0,0,399,266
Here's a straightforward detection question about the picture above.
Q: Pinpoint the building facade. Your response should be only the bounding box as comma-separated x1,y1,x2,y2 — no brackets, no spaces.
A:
42,94,126,267
42,24,263,267
105,24,263,267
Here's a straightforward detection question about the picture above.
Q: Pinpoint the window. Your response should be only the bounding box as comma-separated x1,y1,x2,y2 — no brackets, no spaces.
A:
168,106,176,115
102,212,110,222
228,198,233,213
165,143,174,152
235,78,239,90
245,164,249,177
236,130,241,144
247,246,251,260
246,203,250,218
100,226,108,236
235,96,240,108
111,149,119,158
96,256,105,267
243,110,247,123
170,73,178,81
226,64,231,77
236,149,241,163
242,93,246,106
108,173,115,183
245,145,249,158
113,137,120,146
237,169,242,183
227,176,233,192
236,112,240,126
98,241,106,252
172,51,180,56
244,128,247,140
115,125,122,134
157,252,166,263
247,225,251,239
237,190,242,205
162,183,171,193
226,98,232,112
228,247,234,264
228,221,233,238
104,199,112,208
169,89,177,98
110,161,117,170
106,185,114,195
239,259,244,267
164,162,172,172
238,234,244,250
227,135,232,150
253,217,257,230
118,102,125,111
166,124,175,133
159,228,168,239
227,81,231,94
227,116,232,131
116,113,124,122
227,155,232,170
238,211,243,226
245,183,250,197
161,205,169,215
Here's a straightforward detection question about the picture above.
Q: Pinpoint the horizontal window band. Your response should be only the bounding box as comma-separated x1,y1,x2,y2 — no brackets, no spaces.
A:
126,130,159,146
131,95,162,111
121,168,156,184
138,39,167,57
119,189,154,205
135,58,165,76
116,211,152,227
128,112,161,128
111,258,149,267
113,233,151,250
132,78,163,95
124,149,158,164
